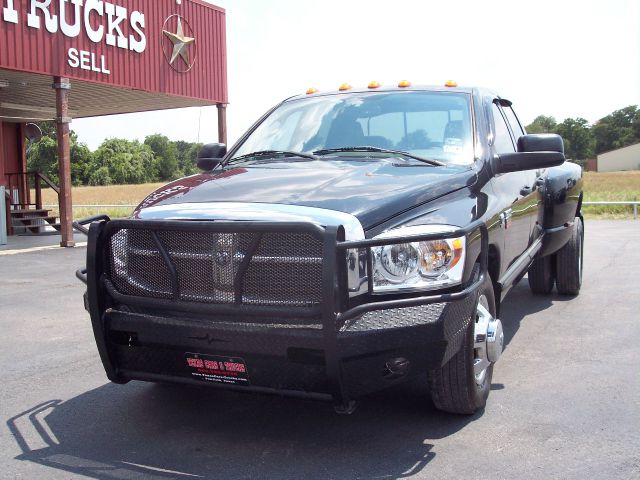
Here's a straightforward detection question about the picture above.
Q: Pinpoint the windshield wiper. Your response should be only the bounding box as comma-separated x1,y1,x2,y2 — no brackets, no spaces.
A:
313,146,445,166
227,150,318,164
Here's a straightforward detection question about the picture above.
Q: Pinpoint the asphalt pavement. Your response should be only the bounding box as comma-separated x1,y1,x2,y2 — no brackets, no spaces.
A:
1,220,638,480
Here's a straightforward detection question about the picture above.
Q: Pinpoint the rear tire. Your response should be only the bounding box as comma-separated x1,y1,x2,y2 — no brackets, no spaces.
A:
528,255,555,294
555,217,583,295
428,275,495,414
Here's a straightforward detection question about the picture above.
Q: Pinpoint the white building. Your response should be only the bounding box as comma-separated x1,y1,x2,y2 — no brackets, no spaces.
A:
597,142,640,172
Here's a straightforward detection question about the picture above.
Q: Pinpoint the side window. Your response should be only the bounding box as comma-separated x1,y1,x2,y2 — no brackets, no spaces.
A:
503,106,525,143
491,103,515,153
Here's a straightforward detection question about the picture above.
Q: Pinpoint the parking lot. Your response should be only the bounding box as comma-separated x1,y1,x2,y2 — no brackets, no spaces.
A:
1,220,638,480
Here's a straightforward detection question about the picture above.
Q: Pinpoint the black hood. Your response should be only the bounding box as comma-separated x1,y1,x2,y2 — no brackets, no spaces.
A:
134,158,477,229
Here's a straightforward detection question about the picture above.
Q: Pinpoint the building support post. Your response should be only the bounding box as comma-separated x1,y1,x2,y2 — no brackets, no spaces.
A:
216,103,227,145
53,77,74,247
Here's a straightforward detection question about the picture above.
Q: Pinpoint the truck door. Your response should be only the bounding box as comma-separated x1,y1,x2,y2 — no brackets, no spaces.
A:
501,104,541,246
489,101,535,272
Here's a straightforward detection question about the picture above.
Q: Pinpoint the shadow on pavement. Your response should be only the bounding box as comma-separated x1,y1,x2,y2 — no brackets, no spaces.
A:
500,279,575,349
7,379,477,480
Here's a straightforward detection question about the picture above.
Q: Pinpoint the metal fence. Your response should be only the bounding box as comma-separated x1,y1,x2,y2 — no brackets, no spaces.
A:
45,202,640,220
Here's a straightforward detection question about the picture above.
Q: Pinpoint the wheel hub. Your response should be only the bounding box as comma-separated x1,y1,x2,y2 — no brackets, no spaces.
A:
473,294,504,386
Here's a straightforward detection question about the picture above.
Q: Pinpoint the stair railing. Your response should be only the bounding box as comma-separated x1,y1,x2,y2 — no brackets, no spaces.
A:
3,187,12,236
4,171,60,210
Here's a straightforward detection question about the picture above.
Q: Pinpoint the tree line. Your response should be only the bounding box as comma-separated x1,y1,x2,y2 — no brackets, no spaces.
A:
27,122,202,186
525,105,640,164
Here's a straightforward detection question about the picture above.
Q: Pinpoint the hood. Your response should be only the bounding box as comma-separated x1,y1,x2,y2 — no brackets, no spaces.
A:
134,158,477,229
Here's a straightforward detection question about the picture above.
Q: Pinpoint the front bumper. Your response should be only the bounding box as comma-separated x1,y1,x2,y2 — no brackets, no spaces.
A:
83,218,487,406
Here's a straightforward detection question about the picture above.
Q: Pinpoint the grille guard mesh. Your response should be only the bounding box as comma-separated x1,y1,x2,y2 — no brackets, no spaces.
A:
105,222,326,310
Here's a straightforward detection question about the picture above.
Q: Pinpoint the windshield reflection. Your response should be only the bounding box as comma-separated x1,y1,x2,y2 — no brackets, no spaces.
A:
232,91,474,165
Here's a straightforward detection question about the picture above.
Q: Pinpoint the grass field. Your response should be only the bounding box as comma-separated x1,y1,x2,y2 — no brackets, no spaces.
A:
35,171,640,220
581,171,640,218
37,182,165,220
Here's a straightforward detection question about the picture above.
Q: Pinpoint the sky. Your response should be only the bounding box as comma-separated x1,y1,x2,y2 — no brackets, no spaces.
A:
73,0,640,150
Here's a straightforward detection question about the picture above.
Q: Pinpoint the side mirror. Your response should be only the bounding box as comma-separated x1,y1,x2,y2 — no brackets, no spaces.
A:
197,143,227,170
518,134,564,154
494,134,565,174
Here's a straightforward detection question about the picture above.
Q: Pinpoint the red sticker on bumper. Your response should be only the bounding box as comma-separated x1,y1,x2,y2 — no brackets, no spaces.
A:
185,353,249,386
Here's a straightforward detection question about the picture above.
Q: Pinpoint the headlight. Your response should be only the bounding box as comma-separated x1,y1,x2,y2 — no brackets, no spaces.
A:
372,225,466,294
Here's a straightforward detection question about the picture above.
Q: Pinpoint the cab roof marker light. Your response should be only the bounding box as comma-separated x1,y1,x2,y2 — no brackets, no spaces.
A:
338,83,352,91
444,79,458,87
368,81,381,89
306,87,318,95
398,80,411,88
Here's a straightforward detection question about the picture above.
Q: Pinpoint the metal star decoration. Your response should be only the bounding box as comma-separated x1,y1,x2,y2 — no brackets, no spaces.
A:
163,17,195,67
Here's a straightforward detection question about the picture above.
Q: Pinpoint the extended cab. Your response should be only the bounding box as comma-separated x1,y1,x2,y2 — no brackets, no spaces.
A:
78,83,583,414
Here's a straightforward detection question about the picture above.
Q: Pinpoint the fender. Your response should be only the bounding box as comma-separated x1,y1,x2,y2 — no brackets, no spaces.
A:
539,161,583,257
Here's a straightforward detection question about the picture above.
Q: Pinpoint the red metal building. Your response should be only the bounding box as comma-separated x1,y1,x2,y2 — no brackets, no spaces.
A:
1,0,227,246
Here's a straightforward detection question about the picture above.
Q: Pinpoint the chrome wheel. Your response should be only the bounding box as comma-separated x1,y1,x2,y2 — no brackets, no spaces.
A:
428,275,499,414
473,294,503,388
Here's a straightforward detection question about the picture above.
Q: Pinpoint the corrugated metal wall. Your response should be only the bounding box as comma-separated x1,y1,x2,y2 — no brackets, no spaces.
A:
0,0,227,104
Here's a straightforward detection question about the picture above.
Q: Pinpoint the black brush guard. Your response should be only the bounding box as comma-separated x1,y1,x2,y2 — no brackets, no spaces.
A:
80,217,488,411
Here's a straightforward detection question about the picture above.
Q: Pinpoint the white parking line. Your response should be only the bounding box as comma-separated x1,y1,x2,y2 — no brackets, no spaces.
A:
0,242,87,256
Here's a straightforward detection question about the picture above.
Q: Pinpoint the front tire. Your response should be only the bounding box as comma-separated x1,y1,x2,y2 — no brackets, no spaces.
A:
428,275,496,414
555,217,583,295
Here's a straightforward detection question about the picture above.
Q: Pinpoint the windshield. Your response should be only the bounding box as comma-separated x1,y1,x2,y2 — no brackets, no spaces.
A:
231,91,474,164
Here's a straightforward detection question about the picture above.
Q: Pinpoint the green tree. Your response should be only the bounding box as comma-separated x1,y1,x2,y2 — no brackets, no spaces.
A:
87,166,112,186
145,134,179,180
525,115,557,134
27,121,93,186
555,118,595,162
27,135,58,181
592,106,639,154
70,141,93,186
91,138,157,185
173,140,202,176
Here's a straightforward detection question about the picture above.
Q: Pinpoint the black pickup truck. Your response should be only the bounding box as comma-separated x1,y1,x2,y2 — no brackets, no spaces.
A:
79,83,583,415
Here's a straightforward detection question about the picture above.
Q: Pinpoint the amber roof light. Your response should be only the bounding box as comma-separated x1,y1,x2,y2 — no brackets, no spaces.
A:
368,81,381,89
338,83,352,91
306,87,318,95
444,79,458,87
398,80,411,88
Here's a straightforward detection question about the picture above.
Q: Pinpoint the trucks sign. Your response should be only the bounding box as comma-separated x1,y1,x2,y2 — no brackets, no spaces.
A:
0,0,227,103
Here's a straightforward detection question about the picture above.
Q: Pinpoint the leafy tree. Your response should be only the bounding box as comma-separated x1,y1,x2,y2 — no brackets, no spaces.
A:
555,118,595,162
70,141,93,186
87,166,112,186
525,115,557,134
174,140,202,176
592,106,639,154
27,121,93,186
145,134,179,180
27,135,58,182
91,138,156,184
